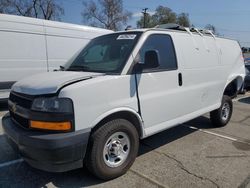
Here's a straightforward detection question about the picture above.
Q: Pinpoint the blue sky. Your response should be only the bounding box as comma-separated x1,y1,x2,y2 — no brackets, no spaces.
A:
61,0,250,46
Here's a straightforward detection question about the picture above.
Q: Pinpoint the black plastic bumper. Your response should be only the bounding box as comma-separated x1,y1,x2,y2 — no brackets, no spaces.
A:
2,113,90,172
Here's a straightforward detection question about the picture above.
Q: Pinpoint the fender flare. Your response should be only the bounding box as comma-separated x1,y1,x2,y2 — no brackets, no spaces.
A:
224,75,244,93
90,107,145,138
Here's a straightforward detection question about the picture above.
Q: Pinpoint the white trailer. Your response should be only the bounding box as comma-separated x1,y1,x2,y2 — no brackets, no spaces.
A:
0,14,112,101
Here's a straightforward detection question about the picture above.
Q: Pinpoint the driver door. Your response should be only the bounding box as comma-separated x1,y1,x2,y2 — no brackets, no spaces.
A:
135,34,186,134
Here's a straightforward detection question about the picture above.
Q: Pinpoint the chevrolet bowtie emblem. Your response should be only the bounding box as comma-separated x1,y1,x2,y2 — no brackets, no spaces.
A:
11,103,17,113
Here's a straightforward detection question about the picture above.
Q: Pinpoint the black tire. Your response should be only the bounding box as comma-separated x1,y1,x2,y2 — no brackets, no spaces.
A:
210,95,233,127
84,119,139,180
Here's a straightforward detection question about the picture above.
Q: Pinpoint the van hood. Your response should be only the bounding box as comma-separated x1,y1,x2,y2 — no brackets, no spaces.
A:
12,71,104,95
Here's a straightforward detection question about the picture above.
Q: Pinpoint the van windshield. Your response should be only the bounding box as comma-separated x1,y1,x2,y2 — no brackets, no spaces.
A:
65,32,142,74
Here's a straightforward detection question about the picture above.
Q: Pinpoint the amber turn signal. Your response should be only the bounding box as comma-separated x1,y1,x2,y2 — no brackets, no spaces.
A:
30,121,72,131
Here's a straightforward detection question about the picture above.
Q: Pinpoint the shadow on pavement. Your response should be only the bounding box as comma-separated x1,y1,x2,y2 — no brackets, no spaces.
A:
0,160,105,187
0,133,105,187
139,125,196,155
0,115,215,187
185,116,215,129
238,96,250,104
0,135,20,164
139,116,216,155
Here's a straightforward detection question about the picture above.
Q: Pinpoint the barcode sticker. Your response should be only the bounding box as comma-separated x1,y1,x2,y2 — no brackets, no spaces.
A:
117,34,136,40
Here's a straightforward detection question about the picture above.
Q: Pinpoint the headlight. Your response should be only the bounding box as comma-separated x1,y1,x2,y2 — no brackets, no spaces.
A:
31,97,73,113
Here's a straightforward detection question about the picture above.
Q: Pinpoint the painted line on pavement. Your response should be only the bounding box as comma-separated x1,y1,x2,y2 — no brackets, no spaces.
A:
0,159,24,169
188,126,237,141
185,125,250,145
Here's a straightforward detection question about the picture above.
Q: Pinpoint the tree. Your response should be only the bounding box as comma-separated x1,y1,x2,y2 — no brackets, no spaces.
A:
137,6,190,28
205,24,217,34
151,6,177,26
0,0,10,13
136,13,155,28
177,13,190,27
82,0,131,31
0,0,64,20
37,0,64,20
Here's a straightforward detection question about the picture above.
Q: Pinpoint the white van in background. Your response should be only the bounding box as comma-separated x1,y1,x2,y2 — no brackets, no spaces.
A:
0,14,112,101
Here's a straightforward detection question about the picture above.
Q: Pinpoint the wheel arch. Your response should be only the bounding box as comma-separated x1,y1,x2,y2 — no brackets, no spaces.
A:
223,76,244,98
90,108,145,139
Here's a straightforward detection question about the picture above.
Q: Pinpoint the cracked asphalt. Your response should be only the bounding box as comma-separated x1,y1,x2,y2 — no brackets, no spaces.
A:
0,93,250,188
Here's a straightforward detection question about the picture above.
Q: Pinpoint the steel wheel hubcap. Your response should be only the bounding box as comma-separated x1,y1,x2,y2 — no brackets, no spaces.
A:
103,132,130,168
221,102,230,121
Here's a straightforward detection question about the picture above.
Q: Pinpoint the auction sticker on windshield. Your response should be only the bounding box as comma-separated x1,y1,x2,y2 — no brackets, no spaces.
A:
117,34,137,40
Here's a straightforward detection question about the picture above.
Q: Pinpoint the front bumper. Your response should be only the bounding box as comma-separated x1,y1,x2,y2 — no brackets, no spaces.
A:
2,113,90,172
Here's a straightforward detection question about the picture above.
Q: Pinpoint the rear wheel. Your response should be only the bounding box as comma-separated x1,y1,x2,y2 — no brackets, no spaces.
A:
210,95,233,127
85,119,139,180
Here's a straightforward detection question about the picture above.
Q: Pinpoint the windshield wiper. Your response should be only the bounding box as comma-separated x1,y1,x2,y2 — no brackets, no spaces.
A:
67,65,91,72
60,66,65,71
53,65,65,71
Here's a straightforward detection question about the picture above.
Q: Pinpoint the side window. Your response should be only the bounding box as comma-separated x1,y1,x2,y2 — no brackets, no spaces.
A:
139,34,177,71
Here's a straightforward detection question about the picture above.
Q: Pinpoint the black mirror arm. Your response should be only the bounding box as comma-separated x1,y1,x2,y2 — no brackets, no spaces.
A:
132,63,143,74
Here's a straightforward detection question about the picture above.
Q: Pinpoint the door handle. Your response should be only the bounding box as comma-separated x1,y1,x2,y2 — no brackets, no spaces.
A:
178,73,183,86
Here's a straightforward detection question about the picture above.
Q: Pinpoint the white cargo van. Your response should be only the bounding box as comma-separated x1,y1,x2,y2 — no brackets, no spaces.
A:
0,14,112,100
2,25,245,180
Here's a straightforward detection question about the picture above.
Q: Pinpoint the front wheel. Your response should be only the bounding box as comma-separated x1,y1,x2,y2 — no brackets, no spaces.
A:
84,119,139,180
210,95,233,127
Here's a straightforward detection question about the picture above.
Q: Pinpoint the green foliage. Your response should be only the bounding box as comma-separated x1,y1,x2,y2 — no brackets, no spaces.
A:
152,6,177,26
137,6,190,28
177,13,190,27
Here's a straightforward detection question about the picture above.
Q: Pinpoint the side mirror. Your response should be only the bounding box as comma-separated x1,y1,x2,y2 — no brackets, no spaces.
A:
144,50,160,69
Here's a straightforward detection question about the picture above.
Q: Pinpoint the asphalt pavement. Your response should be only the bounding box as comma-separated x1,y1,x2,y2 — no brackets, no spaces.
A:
0,94,250,188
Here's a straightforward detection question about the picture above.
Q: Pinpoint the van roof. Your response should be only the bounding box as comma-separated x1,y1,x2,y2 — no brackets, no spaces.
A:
121,25,237,42
0,13,112,33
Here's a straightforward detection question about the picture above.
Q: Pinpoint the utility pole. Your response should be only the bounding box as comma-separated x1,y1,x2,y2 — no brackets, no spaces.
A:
142,8,148,28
